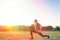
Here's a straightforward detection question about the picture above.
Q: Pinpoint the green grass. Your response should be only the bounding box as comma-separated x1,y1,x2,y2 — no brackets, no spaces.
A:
0,31,60,40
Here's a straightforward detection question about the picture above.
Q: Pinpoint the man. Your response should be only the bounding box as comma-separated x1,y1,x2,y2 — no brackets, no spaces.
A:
29,19,50,39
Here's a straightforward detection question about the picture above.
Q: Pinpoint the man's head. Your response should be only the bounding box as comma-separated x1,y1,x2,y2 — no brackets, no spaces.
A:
34,19,38,23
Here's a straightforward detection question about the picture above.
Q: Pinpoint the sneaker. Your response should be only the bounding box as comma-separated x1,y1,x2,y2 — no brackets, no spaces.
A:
47,35,50,39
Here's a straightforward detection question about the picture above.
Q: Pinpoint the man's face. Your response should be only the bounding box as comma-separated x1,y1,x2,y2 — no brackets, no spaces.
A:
34,20,38,24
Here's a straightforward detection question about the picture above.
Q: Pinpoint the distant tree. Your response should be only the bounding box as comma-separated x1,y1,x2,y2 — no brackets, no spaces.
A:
29,24,35,30
47,25,54,31
22,26,29,31
48,25,54,29
55,26,60,31
16,25,23,31
16,25,29,31
8,25,16,31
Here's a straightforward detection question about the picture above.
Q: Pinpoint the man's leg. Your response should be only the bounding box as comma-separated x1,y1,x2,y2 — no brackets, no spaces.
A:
35,31,49,39
30,30,34,39
30,30,38,39
30,30,49,39
30,30,43,39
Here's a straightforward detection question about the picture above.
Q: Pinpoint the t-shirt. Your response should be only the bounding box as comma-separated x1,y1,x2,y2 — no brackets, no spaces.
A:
29,23,41,30
34,23,41,30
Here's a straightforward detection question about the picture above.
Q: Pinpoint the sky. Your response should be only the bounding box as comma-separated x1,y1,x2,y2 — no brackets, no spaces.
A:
0,0,60,27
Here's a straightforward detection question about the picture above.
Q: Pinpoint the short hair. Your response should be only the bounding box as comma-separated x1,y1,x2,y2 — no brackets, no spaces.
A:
34,19,38,22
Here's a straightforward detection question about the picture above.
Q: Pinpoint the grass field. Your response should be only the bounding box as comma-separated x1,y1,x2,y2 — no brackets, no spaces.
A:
0,31,60,40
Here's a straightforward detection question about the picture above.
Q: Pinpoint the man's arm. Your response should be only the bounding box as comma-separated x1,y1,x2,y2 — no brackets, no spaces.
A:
38,23,42,31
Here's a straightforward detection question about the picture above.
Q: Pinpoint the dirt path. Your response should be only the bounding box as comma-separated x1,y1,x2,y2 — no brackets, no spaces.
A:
0,31,57,40
0,31,31,40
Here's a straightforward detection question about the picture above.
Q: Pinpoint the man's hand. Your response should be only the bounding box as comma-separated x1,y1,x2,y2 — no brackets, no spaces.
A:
40,26,42,31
